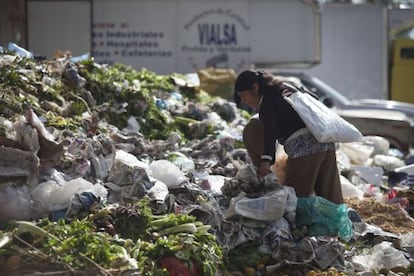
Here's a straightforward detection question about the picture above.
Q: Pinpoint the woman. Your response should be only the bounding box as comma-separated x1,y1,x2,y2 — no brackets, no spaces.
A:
234,70,343,204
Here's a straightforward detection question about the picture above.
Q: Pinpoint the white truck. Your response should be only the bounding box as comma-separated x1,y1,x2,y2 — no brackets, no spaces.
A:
27,0,322,74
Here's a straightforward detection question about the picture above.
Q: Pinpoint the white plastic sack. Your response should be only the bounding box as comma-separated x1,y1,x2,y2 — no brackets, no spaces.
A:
224,189,288,221
284,92,363,143
148,160,187,188
31,180,61,217
340,175,364,199
362,136,390,156
336,149,351,171
338,142,374,166
147,180,169,202
0,185,33,222
352,241,410,270
373,154,405,172
48,178,107,212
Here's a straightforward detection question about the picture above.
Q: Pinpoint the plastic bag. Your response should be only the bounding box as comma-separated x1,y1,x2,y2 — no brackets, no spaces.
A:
224,189,289,221
295,196,353,241
340,175,364,199
48,178,107,212
284,92,363,143
8,42,33,59
373,154,405,172
0,185,32,222
352,241,410,270
148,160,187,188
338,142,374,166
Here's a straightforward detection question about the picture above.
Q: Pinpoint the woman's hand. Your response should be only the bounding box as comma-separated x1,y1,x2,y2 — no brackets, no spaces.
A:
258,161,271,178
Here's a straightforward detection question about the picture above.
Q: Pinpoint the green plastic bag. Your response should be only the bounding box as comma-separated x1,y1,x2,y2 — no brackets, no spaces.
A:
295,196,353,241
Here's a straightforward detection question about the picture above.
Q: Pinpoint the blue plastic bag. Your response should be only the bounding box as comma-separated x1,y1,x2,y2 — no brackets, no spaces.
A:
295,196,353,241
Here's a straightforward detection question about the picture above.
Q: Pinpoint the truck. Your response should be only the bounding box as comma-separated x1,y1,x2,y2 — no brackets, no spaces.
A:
388,9,414,103
390,39,414,104
23,0,322,74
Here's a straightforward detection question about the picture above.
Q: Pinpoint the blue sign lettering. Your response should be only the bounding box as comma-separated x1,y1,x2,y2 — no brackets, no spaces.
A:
198,23,237,46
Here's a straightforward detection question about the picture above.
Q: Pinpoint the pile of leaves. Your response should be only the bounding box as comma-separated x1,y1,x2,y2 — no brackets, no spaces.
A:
0,51,218,140
0,198,223,275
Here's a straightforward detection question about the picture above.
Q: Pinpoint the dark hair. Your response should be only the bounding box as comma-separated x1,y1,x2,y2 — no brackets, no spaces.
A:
234,70,280,96
234,70,260,92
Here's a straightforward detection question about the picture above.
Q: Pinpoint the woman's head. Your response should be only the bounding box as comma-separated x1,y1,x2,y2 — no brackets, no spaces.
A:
234,70,279,110
234,70,261,110
234,70,261,92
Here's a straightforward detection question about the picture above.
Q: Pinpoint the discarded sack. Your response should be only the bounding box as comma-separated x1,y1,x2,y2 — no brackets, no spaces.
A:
224,189,289,221
284,92,363,143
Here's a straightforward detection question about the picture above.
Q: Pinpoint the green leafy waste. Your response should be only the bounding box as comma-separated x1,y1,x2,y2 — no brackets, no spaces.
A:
0,53,220,140
0,199,223,275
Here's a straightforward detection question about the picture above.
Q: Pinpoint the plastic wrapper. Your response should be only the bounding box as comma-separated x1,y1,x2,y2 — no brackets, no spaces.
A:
148,160,187,188
48,177,107,212
295,196,353,241
338,142,374,166
340,175,364,199
0,185,32,222
373,154,405,172
352,241,410,271
224,189,289,222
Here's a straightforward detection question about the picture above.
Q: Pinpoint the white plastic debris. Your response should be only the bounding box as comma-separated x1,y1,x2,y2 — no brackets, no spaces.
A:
31,180,61,217
122,116,140,134
373,154,405,172
338,142,374,166
198,174,226,194
352,241,410,271
48,177,107,212
394,163,414,175
112,150,148,171
147,180,169,202
224,189,289,221
148,160,187,188
169,151,195,173
0,185,32,222
8,42,33,59
349,166,384,187
340,175,364,199
362,136,390,156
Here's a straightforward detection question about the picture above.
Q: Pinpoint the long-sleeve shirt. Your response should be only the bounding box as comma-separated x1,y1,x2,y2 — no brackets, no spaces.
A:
258,89,306,164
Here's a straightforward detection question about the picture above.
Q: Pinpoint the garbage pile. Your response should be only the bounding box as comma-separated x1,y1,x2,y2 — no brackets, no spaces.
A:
0,46,413,275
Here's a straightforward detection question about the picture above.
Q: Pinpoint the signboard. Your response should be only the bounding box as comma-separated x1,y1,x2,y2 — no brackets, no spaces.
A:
92,0,320,74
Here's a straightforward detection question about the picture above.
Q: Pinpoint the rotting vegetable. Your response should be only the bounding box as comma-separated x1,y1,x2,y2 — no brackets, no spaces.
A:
0,198,223,275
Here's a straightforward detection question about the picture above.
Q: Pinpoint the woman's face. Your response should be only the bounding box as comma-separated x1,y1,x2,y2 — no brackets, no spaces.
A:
237,83,261,109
